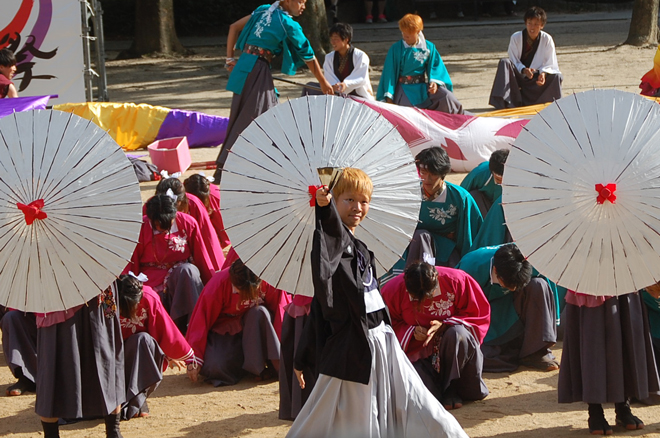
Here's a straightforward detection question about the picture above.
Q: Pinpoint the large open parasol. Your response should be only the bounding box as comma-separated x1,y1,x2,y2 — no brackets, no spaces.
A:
502,89,660,296
220,95,422,296
0,110,143,312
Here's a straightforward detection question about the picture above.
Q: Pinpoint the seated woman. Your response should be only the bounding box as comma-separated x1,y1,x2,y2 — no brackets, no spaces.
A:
381,262,490,410
117,274,195,419
185,259,290,386
152,177,225,270
183,173,231,251
377,14,464,114
1,310,37,396
489,7,562,109
126,194,214,334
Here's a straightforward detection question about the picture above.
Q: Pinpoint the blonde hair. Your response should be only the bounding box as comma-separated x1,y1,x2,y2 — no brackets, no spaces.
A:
399,13,423,34
332,168,373,201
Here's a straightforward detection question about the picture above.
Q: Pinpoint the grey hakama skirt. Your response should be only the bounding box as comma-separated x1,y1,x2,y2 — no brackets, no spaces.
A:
213,59,278,182
160,262,204,335
1,311,37,384
468,190,492,219
122,332,165,420
279,311,317,421
558,292,660,404
489,58,562,109
413,325,489,403
286,321,468,438
35,298,125,419
481,277,558,372
394,85,465,115
201,305,280,386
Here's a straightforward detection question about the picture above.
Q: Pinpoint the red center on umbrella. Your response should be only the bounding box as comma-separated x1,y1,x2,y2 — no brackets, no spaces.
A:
308,185,321,207
595,183,617,205
16,199,48,225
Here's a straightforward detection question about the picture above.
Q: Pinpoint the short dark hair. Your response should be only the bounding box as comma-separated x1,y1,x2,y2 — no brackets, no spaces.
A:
156,177,188,213
329,22,353,43
524,6,547,26
0,49,16,68
404,262,438,303
489,149,509,176
145,194,177,231
116,275,143,320
415,147,451,179
184,174,211,211
493,244,532,291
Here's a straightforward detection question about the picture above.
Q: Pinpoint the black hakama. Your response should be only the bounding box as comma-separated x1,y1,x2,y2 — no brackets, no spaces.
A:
200,305,280,386
160,262,204,334
213,59,278,182
35,297,125,419
278,309,317,421
558,292,660,404
489,58,562,109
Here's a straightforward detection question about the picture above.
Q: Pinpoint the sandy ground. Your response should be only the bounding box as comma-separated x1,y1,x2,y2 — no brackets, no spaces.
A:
3,9,660,438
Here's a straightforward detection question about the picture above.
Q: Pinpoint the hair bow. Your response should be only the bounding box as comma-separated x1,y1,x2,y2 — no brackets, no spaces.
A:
198,171,215,183
165,188,179,202
128,271,149,282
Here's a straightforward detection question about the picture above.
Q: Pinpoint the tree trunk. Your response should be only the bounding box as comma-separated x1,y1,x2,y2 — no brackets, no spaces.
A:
119,0,185,58
298,0,330,64
626,0,659,46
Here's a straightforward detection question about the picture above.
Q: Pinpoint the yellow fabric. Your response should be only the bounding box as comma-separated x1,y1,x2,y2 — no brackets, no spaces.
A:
53,102,170,150
476,102,552,118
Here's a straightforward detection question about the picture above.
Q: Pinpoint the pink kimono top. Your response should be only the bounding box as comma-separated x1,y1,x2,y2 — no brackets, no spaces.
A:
381,266,491,362
185,267,291,367
125,212,214,292
209,184,231,248
120,285,195,370
142,194,225,271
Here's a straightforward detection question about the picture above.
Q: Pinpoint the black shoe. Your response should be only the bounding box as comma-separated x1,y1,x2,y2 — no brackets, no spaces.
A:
588,404,612,435
615,400,644,430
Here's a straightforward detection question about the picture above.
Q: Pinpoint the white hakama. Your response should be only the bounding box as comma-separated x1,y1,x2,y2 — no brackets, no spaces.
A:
287,321,468,438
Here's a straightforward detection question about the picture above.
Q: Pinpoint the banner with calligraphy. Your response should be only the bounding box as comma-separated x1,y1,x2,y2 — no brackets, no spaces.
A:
2,0,85,104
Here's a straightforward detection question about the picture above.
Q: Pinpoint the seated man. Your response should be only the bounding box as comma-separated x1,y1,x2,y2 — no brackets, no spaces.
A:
489,7,562,109
460,149,509,218
302,23,374,99
384,147,482,285
381,262,490,410
377,14,464,114
456,243,559,372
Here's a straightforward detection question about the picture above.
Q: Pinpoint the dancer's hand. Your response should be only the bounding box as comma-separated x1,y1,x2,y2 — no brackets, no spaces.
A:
428,82,438,95
423,321,444,347
316,186,332,207
320,79,334,95
333,82,347,93
523,67,536,79
168,358,186,371
536,72,546,86
187,364,200,382
294,368,306,389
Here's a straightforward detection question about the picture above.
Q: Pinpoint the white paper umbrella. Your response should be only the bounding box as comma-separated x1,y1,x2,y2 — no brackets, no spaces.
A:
0,110,143,312
502,89,660,296
221,95,422,296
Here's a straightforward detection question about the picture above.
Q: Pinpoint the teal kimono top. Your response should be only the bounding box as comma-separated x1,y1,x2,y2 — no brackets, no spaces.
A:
457,245,560,344
376,35,453,106
417,181,483,263
641,290,660,339
469,196,508,252
460,161,502,204
227,3,315,95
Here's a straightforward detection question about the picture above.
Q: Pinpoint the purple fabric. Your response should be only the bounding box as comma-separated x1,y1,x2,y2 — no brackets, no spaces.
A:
156,109,229,148
0,95,51,118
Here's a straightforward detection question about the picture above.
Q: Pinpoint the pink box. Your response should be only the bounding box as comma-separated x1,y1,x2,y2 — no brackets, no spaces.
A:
147,136,191,174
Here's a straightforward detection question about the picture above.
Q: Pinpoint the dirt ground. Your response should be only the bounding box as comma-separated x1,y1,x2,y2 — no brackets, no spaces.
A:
3,9,660,438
